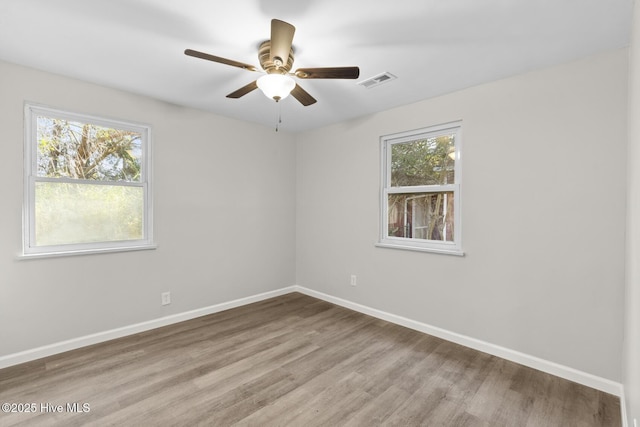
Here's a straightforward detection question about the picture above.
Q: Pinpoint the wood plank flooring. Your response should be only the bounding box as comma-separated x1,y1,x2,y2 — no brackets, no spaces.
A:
0,292,621,426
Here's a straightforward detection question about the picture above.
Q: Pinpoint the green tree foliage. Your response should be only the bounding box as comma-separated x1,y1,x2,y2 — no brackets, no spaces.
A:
37,117,141,181
34,116,144,246
35,183,143,246
390,135,455,186
388,135,456,241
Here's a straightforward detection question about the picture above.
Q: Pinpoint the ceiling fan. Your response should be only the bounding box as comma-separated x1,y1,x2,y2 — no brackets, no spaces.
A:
184,19,360,106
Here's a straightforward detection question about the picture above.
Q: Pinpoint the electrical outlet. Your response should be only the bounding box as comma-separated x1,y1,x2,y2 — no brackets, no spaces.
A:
161,292,171,306
350,275,357,287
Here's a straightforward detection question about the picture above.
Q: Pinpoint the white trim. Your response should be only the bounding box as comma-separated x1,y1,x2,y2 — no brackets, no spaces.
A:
375,242,465,256
381,121,464,144
620,388,629,427
0,286,296,369
294,286,624,397
16,244,158,260
379,121,463,253
23,103,154,257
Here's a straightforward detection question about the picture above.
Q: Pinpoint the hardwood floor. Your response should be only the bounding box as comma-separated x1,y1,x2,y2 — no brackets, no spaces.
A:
0,293,621,426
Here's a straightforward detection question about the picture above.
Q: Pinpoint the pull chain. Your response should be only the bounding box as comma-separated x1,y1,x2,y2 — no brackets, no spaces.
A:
275,101,282,132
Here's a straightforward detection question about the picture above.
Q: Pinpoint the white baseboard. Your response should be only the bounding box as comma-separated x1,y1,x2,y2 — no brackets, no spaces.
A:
0,286,297,370
293,286,624,398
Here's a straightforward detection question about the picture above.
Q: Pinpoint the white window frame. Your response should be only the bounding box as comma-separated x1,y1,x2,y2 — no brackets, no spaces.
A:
377,121,463,256
22,104,155,258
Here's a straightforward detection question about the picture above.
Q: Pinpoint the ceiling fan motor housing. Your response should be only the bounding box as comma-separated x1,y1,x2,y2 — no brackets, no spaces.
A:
259,41,295,74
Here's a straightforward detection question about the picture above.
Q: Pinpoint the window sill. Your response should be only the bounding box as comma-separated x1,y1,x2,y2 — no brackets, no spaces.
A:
18,244,158,260
375,242,464,257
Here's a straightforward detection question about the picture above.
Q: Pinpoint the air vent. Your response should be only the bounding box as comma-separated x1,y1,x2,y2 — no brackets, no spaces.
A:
357,72,397,89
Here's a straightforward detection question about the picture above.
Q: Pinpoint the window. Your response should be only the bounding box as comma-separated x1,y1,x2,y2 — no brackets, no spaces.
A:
23,104,153,257
378,121,462,255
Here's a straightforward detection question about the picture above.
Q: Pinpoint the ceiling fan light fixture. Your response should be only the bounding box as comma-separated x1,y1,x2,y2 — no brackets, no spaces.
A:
257,74,296,101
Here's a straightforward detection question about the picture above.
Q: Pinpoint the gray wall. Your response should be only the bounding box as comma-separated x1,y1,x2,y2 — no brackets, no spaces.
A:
625,0,640,422
296,49,628,382
0,61,297,356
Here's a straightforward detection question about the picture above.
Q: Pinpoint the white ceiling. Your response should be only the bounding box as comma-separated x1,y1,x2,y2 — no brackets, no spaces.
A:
0,0,633,133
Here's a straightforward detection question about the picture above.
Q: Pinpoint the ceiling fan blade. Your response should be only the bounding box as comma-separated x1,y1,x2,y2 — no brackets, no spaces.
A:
290,84,317,106
184,49,258,72
294,67,360,79
270,19,295,67
226,80,259,98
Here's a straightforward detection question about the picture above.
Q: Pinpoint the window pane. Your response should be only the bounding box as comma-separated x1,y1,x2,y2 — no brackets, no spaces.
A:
35,182,144,246
36,116,142,182
390,134,455,186
388,192,454,242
